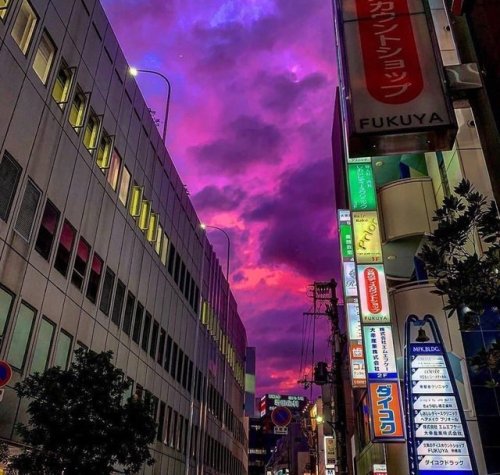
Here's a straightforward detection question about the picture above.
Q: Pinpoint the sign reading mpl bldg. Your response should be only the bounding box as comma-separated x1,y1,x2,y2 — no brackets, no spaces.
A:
335,0,457,156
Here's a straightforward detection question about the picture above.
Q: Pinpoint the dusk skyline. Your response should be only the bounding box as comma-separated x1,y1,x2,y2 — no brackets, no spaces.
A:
101,0,340,397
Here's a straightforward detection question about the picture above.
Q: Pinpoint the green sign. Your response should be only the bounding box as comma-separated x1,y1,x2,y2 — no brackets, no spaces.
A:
348,163,377,211
340,224,354,259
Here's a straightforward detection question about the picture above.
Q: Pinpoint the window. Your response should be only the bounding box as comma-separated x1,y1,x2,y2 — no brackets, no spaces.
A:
187,360,193,392
149,320,159,359
165,406,173,446
128,185,143,217
71,237,90,290
107,149,121,191
0,0,11,21
182,353,189,388
122,292,135,336
179,262,186,292
164,335,172,371
0,152,22,222
118,166,130,206
51,59,73,107
176,349,184,384
35,200,60,260
167,243,176,275
10,0,37,54
174,253,181,284
68,85,86,131
111,279,125,327
30,317,55,374
0,286,14,346
141,311,151,352
99,267,115,315
157,401,166,442
96,131,112,170
7,302,35,370
172,411,178,450
161,233,169,266
83,110,100,152
171,342,178,379
53,330,72,369
184,271,191,300
132,302,143,344
157,328,166,364
154,224,163,256
14,179,41,241
85,253,103,303
54,220,76,276
32,30,56,84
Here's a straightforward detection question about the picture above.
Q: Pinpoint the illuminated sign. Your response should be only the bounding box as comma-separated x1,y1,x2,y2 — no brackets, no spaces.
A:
336,0,456,156
350,344,366,387
373,464,387,475
338,209,354,261
368,381,405,441
348,163,377,211
357,265,390,323
352,212,382,264
324,435,336,468
343,261,358,297
363,325,397,379
347,300,361,340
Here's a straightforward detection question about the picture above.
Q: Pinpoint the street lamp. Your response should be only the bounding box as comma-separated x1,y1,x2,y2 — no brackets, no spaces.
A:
128,67,172,143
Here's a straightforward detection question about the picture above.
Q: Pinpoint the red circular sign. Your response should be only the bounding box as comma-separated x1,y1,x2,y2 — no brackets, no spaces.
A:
271,406,292,427
0,361,12,388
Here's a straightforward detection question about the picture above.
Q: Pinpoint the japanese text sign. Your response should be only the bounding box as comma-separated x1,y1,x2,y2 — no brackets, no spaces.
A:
348,163,377,211
353,212,383,264
363,325,398,379
368,381,405,441
357,265,390,323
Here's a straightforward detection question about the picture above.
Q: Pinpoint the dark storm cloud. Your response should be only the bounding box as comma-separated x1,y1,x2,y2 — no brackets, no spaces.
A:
192,185,246,212
190,115,284,174
257,71,329,114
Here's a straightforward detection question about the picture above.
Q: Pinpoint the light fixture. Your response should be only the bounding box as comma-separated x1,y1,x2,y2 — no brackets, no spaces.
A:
129,66,138,77
200,223,206,230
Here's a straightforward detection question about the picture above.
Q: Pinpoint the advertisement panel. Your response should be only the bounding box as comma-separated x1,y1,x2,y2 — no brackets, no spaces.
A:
363,325,397,379
340,222,354,260
343,261,358,297
368,381,405,441
352,212,383,264
324,435,337,468
350,344,366,387
347,299,361,340
357,265,390,323
337,0,456,156
348,163,377,211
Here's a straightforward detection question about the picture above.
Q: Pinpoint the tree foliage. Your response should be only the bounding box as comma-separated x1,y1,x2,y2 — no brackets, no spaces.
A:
419,179,500,316
9,349,156,474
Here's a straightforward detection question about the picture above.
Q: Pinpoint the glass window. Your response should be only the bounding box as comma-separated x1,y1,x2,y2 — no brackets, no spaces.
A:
10,0,37,55
0,0,11,21
132,302,143,344
0,152,22,222
85,253,103,303
99,267,115,315
141,311,151,352
0,286,14,346
164,335,172,372
30,317,55,374
7,302,35,370
53,220,76,277
51,59,73,107
157,328,166,364
157,401,166,442
32,30,56,84
174,253,181,284
165,406,173,446
122,291,135,336
53,330,72,369
118,166,130,206
14,178,40,241
149,320,159,359
187,360,193,392
107,149,121,190
128,185,143,217
154,224,163,255
68,85,86,131
96,131,112,170
71,237,90,290
35,200,60,260
171,342,178,379
83,110,100,152
167,243,176,275
176,349,183,384
111,279,125,327
161,233,169,266
182,353,189,388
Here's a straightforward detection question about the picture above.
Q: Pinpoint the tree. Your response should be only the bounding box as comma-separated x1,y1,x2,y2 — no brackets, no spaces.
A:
8,349,156,474
419,179,500,320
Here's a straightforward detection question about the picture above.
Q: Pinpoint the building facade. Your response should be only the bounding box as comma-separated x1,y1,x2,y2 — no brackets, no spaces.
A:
0,0,247,473
333,0,499,473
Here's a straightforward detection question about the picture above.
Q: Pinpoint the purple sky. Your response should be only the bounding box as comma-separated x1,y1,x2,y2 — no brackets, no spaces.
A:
101,0,339,397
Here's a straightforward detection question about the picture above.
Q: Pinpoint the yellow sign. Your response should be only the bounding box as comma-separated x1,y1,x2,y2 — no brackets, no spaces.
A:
352,211,382,264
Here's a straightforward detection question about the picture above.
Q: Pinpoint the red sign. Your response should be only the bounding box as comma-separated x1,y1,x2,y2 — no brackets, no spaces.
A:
363,267,382,314
368,381,405,441
0,361,12,388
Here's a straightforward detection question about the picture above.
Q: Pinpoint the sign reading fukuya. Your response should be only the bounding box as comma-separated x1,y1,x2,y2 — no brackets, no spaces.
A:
368,381,405,441
353,212,382,264
337,0,456,156
357,265,390,323
363,325,397,379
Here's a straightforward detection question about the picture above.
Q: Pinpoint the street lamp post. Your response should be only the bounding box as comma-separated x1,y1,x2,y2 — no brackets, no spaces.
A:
128,67,172,143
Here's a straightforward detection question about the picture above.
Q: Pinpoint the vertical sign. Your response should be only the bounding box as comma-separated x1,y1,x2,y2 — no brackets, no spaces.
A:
324,435,337,468
348,162,377,211
405,316,477,475
357,265,391,323
352,212,383,263
369,381,405,440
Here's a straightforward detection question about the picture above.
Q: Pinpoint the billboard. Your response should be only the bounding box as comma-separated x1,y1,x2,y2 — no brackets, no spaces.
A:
357,265,390,323
348,163,377,211
363,325,398,379
368,381,405,441
336,0,456,156
352,212,383,264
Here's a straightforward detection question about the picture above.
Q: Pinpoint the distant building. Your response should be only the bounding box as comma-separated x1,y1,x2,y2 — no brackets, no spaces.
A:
0,0,247,473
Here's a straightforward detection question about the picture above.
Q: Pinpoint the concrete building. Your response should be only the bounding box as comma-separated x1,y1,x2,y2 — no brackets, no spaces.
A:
0,0,247,473
333,0,499,473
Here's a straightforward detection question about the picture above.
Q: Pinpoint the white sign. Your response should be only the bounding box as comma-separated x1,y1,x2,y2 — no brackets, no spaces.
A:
411,355,446,368
411,367,450,381
412,380,454,394
418,455,472,471
343,261,358,297
413,396,458,410
363,325,397,377
417,440,469,456
274,426,288,435
416,423,465,438
415,410,461,424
